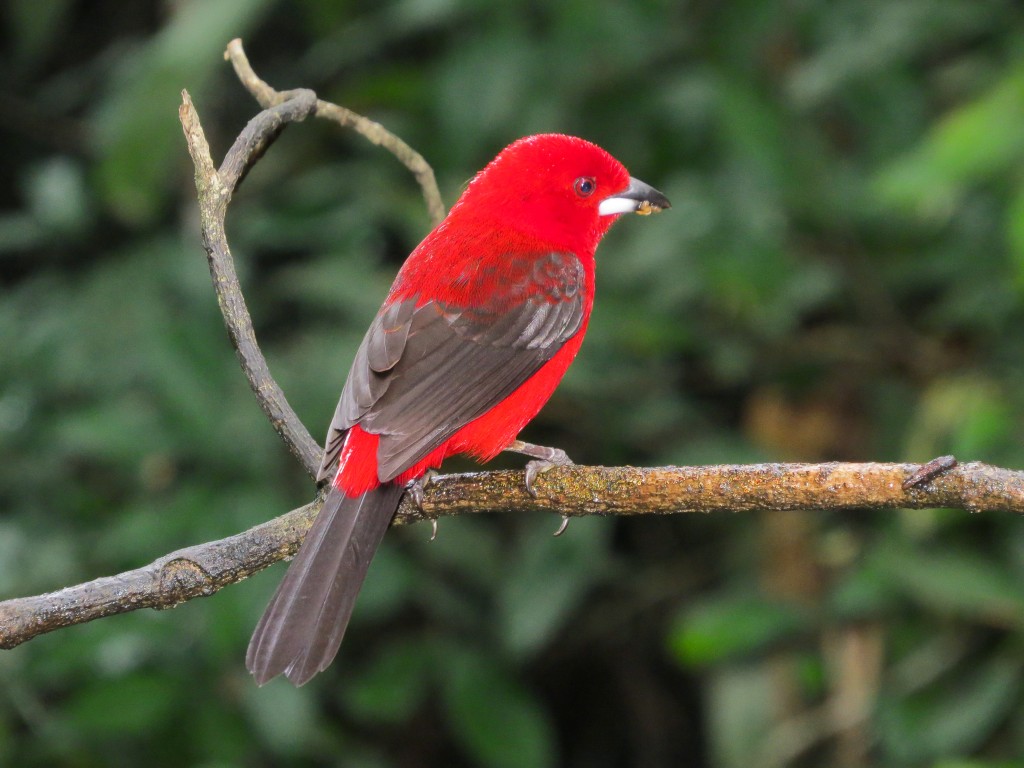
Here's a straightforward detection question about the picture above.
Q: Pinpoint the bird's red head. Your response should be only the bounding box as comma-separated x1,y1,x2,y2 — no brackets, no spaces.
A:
450,134,669,255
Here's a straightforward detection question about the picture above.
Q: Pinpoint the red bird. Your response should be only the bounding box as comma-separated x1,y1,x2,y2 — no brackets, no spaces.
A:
247,134,670,685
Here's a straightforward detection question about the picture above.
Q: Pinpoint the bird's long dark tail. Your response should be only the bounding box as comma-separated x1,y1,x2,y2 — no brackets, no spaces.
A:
246,483,405,686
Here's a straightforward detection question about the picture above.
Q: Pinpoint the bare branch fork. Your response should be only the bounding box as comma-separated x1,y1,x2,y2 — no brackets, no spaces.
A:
1,40,1021,650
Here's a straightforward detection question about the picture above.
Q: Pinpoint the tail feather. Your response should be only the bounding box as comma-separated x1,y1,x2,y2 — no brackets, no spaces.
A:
246,484,405,686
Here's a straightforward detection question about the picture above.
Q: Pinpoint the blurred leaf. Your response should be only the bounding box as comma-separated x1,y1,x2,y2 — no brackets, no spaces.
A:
65,673,180,737
879,655,1021,762
498,516,610,656
904,375,1013,462
191,698,253,764
874,64,1024,217
828,556,902,618
1006,182,1024,289
4,0,74,70
24,157,92,237
241,675,321,755
343,638,431,723
442,649,556,768
91,0,273,224
877,544,1024,625
669,594,809,666
706,664,777,768
788,0,1002,108
0,212,46,254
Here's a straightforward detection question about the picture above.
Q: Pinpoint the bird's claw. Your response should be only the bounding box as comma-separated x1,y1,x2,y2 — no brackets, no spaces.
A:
521,447,574,536
524,460,546,499
505,441,575,534
523,447,573,498
406,470,439,540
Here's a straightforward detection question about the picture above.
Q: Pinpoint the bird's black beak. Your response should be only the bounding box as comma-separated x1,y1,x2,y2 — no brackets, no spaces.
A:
599,176,671,217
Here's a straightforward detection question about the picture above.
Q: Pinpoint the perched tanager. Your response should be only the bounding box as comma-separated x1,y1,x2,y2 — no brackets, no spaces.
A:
247,134,670,685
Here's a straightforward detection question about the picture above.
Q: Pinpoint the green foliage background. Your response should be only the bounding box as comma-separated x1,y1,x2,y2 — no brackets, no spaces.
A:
3,1,1024,766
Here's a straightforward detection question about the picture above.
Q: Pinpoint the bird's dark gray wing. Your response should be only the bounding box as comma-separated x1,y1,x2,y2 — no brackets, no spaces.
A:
317,297,416,481
316,251,586,483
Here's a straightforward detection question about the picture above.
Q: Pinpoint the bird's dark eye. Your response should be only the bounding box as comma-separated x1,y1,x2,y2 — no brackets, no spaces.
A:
574,176,596,197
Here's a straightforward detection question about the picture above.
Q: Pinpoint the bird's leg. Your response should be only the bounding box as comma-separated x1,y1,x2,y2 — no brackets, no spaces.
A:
505,440,575,536
505,440,574,495
405,470,439,540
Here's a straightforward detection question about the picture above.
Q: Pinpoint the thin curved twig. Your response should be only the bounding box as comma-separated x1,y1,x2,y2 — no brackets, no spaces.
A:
180,40,447,478
224,38,446,226
180,89,323,478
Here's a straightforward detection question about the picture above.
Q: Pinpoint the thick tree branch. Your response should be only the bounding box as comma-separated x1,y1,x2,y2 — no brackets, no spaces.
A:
3,461,1022,649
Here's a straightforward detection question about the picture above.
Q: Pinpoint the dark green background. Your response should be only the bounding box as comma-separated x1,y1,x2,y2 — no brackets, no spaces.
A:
4,1,1024,766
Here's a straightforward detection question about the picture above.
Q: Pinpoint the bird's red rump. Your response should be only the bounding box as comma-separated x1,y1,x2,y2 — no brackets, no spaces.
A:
335,424,453,496
334,425,381,496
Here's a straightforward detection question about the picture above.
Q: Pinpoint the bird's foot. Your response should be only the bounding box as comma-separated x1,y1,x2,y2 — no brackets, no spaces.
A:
507,440,574,496
406,470,439,540
524,453,572,498
505,440,574,536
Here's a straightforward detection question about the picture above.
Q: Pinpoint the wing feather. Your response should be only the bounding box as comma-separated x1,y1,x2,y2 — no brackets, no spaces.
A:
317,251,586,484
